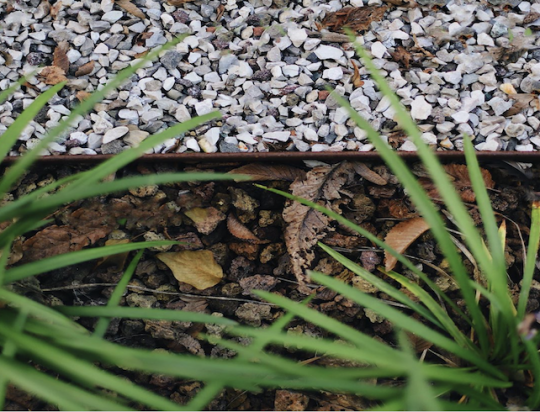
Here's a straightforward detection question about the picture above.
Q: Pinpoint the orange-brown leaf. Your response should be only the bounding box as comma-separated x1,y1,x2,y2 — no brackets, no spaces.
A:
157,250,223,290
38,66,67,85
166,0,195,5
74,61,95,77
353,162,387,185
384,217,430,271
350,60,364,88
389,46,412,69
228,163,306,182
50,1,62,19
227,213,266,244
53,41,70,73
184,207,226,235
320,6,387,34
216,4,225,21
115,0,146,19
75,90,92,101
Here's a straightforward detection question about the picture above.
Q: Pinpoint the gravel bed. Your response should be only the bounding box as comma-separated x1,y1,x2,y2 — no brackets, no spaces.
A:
0,0,540,155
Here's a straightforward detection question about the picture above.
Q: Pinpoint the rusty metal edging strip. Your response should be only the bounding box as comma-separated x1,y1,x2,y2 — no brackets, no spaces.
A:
3,151,540,165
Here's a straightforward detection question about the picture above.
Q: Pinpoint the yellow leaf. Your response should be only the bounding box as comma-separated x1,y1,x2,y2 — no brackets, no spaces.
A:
157,250,223,290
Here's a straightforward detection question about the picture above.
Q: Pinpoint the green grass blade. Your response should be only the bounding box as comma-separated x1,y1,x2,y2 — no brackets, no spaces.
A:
0,326,184,411
258,184,472,327
518,201,540,319
0,82,65,164
93,250,142,339
0,218,52,250
2,241,177,285
0,36,186,197
523,337,540,409
0,356,130,410
385,269,476,352
308,271,505,380
56,306,237,326
319,242,443,329
398,330,441,411
0,289,85,331
0,74,32,105
19,172,246,217
345,39,491,352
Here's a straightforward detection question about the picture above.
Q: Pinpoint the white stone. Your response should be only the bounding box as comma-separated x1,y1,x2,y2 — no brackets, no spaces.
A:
410,96,432,120
314,45,343,60
94,43,109,54
162,77,175,91
288,28,308,47
103,126,129,144
371,42,386,59
436,122,455,133
184,72,202,84
303,128,318,141
70,131,88,144
205,127,221,145
263,131,290,142
333,107,350,124
443,71,462,85
194,99,214,116
452,111,470,123
102,10,123,23
477,32,494,47
282,65,300,77
185,137,200,152
118,109,139,121
322,67,343,80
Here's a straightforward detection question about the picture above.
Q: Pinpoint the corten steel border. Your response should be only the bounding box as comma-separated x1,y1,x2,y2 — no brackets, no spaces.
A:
2,151,540,165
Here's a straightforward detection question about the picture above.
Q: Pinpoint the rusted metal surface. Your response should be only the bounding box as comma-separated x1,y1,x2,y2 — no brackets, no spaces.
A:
3,151,540,165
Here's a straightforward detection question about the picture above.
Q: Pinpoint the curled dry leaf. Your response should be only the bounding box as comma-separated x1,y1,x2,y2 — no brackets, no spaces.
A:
352,162,387,185
505,94,538,116
53,41,70,73
227,213,267,244
115,0,146,19
38,66,67,85
384,217,430,271
215,4,225,21
50,1,62,19
284,162,354,284
157,250,223,290
228,163,306,182
184,207,226,235
350,60,364,88
74,60,95,77
320,6,387,33
75,90,92,101
389,46,412,69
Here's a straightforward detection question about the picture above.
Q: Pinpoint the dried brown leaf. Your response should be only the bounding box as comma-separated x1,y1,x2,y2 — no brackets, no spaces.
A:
405,332,433,352
383,0,417,7
228,163,306,182
350,60,364,88
166,0,195,5
352,162,387,185
384,217,430,271
157,250,223,290
216,4,225,21
284,162,354,283
115,0,146,19
53,41,70,73
524,11,540,25
389,46,412,69
227,213,266,243
505,94,537,116
419,164,494,203
38,66,67,85
50,1,62,19
321,6,387,34
1,51,13,66
75,90,92,101
184,207,226,235
96,239,130,270
74,60,95,77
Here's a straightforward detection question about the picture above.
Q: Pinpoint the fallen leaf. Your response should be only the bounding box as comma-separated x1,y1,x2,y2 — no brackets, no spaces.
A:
96,239,130,270
74,61,95,77
228,163,306,182
274,390,309,411
284,162,354,284
1,51,13,66
405,332,433,352
227,213,267,244
134,50,149,59
320,6,387,34
115,0,146,19
384,217,430,271
350,60,364,88
50,1,62,19
184,207,226,235
76,90,92,101
418,164,494,203
39,66,67,85
389,46,412,69
215,4,225,21
53,41,70,73
383,0,417,6
157,250,223,290
505,94,537,116
524,11,540,25
352,162,387,185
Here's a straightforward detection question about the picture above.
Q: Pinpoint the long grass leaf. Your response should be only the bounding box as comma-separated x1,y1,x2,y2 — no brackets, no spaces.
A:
319,243,443,328
56,306,237,325
0,327,184,411
385,269,476,352
0,82,65,164
309,271,505,380
523,337,540,409
518,201,540,319
3,241,177,285
0,356,129,410
0,74,32,105
345,38,491,351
